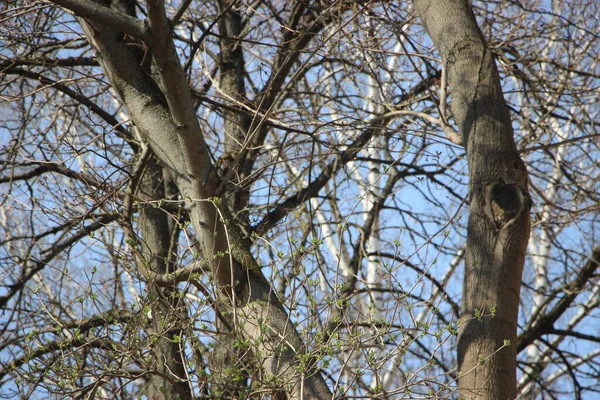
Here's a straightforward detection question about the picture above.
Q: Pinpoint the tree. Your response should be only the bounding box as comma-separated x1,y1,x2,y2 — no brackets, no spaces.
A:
1,1,599,399
413,1,532,399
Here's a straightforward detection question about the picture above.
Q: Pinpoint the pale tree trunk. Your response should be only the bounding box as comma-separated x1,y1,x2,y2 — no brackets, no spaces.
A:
50,0,332,398
412,1,531,399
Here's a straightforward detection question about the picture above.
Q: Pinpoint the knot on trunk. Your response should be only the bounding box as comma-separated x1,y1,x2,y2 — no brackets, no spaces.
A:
487,181,525,229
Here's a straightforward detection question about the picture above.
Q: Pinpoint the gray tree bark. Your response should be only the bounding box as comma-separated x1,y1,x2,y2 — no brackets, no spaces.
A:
217,0,252,233
412,1,531,399
209,3,253,397
53,0,332,398
138,157,192,400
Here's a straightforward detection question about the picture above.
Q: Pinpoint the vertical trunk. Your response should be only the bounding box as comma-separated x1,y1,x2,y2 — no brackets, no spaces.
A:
210,3,252,397
138,157,192,400
218,0,251,233
412,1,531,399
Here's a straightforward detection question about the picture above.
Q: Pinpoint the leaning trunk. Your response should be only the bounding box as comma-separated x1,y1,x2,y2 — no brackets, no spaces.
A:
412,1,531,399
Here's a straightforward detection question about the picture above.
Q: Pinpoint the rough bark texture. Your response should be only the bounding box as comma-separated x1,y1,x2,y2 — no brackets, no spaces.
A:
62,1,331,399
210,4,254,396
217,0,252,233
412,1,531,399
138,158,192,400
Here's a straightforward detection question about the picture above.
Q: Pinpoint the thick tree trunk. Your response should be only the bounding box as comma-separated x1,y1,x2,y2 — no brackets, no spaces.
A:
412,1,531,399
58,1,332,398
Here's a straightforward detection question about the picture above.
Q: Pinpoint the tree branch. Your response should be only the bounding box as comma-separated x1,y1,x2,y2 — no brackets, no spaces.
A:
517,247,600,353
1,66,134,147
49,0,149,40
254,72,443,235
0,214,118,310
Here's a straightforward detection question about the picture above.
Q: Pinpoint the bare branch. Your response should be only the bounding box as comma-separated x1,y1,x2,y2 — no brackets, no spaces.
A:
49,0,149,40
518,247,600,353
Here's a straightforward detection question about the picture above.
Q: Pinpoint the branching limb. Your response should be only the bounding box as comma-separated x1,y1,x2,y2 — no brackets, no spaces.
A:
49,0,149,40
518,247,600,353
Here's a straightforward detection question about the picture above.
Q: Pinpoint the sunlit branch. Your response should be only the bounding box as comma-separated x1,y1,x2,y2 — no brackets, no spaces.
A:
49,0,149,40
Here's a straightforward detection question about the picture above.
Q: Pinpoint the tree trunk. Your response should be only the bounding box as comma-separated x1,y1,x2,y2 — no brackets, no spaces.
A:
412,1,531,399
206,3,253,397
138,157,192,400
58,1,332,398
217,0,252,234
